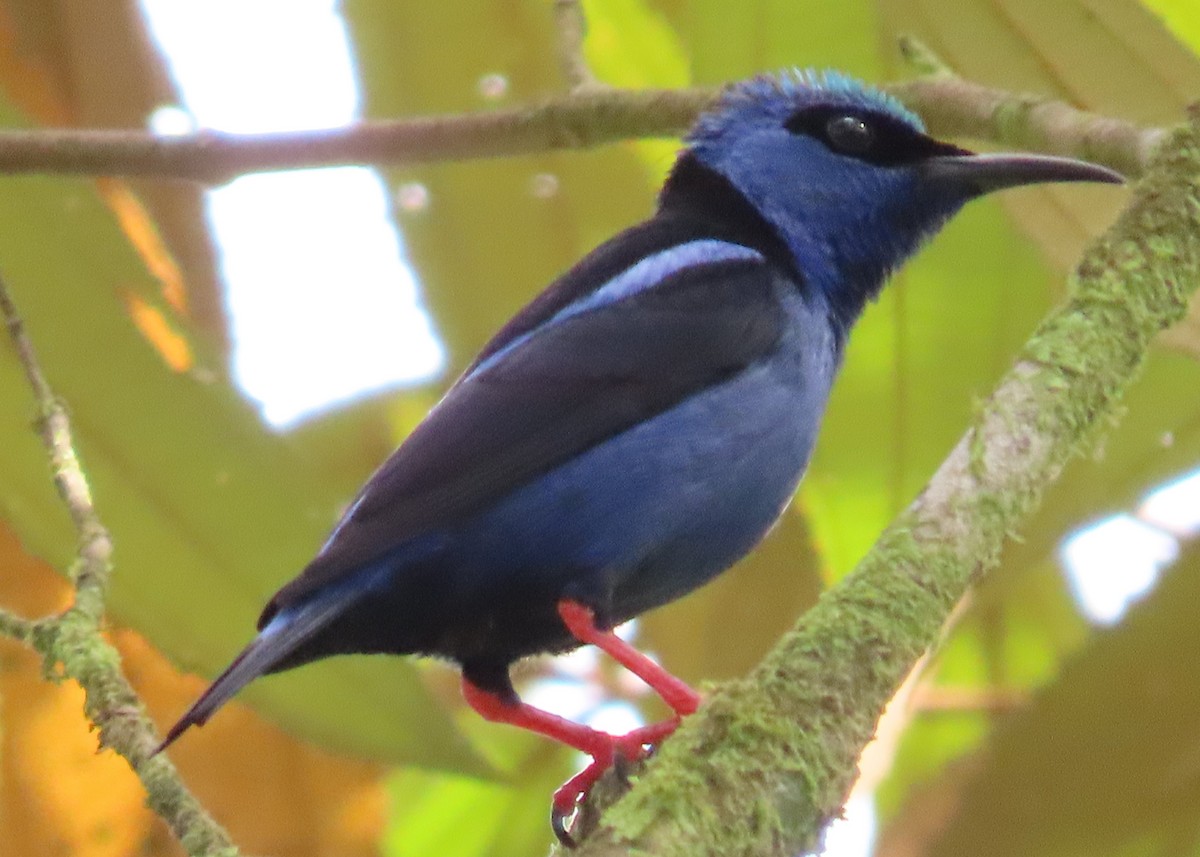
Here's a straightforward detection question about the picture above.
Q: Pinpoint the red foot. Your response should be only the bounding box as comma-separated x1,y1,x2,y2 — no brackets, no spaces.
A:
551,758,611,845
460,603,701,845
461,676,688,846
546,718,688,845
557,599,701,716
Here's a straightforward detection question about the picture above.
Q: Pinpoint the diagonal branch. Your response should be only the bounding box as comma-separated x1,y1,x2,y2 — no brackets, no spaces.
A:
0,78,1158,183
0,275,240,857
560,105,1200,857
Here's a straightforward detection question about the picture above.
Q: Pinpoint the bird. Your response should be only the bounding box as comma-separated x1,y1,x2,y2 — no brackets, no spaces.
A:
156,69,1122,844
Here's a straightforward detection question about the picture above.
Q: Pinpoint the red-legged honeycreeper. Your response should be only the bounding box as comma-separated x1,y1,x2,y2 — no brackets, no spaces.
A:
157,70,1122,843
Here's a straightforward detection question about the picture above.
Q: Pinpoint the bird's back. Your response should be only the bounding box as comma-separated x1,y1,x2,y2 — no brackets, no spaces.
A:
260,155,812,627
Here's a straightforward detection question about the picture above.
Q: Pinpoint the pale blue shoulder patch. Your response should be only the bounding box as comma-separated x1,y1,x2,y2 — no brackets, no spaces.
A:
468,240,763,379
559,240,763,322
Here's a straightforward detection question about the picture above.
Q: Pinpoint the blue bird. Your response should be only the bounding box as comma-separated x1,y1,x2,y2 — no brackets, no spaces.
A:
157,70,1121,843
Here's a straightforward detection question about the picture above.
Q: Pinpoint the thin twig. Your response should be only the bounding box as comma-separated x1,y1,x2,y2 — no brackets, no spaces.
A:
0,274,240,857
0,88,708,183
898,34,956,78
0,282,109,601
909,77,1161,177
0,607,35,642
0,79,1158,184
895,37,1162,176
553,0,601,91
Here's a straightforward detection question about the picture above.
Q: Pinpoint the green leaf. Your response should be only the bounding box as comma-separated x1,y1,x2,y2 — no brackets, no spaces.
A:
0,107,483,772
914,543,1200,857
659,0,883,83
384,737,569,857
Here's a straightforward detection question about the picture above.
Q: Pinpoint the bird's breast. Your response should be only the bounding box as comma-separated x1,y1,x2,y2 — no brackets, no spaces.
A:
429,288,838,658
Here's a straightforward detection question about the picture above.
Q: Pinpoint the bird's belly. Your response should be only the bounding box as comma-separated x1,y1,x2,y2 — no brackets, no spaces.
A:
433,323,835,663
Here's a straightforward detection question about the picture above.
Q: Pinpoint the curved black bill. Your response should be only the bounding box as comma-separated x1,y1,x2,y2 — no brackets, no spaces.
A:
923,152,1125,194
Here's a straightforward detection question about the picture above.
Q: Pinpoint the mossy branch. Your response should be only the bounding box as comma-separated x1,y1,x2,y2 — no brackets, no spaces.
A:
0,77,1158,183
560,108,1200,857
0,277,240,857
0,605,34,641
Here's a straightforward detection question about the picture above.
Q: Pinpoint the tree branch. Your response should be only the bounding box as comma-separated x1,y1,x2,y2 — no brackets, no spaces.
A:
560,105,1200,857
553,0,601,92
894,36,1162,182
0,276,240,857
898,34,956,79
0,78,1158,183
0,606,34,641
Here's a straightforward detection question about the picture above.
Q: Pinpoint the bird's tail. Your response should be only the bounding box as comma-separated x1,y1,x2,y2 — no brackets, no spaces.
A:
152,594,347,755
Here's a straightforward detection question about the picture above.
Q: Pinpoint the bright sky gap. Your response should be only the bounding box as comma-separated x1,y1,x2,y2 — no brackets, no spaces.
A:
139,0,444,427
1060,465,1200,625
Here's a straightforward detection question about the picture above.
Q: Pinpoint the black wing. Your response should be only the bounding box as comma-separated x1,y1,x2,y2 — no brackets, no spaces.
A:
263,251,787,621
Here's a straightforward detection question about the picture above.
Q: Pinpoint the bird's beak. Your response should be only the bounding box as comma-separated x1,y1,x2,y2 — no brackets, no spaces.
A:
922,152,1125,194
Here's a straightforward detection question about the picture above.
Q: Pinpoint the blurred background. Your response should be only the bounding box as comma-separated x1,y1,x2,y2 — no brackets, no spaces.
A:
0,1,1199,855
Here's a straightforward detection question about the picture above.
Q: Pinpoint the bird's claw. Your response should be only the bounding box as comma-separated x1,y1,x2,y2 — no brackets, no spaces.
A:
551,808,574,848
550,718,684,847
552,752,613,848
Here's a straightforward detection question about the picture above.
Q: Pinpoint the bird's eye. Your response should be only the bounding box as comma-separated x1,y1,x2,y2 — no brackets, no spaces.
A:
824,115,874,155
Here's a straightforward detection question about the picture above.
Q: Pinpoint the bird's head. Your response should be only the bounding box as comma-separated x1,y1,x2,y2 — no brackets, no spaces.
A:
682,70,1123,327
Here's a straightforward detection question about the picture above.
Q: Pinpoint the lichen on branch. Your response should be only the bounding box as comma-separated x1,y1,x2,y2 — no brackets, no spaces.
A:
0,276,240,857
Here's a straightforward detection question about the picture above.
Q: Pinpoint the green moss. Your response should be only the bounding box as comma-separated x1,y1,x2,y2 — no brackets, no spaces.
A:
29,597,240,855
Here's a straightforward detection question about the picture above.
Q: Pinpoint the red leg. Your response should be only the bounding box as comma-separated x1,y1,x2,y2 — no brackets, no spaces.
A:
462,607,702,846
462,677,621,846
558,599,701,716
461,675,614,757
